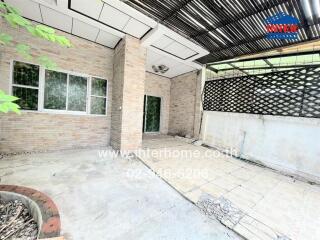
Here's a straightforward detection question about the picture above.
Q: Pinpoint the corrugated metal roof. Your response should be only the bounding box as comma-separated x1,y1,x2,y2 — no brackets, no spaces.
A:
125,0,320,63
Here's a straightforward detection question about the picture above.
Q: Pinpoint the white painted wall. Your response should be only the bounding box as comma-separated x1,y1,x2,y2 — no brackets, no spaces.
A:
201,111,320,182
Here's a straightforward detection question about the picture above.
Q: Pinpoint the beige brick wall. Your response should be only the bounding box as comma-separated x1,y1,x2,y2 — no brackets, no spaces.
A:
0,19,114,153
145,73,171,134
169,71,201,137
0,113,109,153
193,70,204,138
0,19,203,152
111,36,146,150
110,38,125,150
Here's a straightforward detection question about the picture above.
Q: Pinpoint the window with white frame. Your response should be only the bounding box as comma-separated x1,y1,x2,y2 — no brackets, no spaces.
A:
90,77,107,115
11,61,108,115
44,70,88,113
12,61,40,110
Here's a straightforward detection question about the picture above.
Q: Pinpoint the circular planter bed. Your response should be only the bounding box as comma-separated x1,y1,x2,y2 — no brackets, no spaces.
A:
0,185,62,240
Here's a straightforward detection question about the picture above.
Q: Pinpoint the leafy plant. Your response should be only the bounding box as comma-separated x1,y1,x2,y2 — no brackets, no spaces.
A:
16,44,32,60
0,33,12,44
0,90,20,114
37,56,57,70
0,2,72,114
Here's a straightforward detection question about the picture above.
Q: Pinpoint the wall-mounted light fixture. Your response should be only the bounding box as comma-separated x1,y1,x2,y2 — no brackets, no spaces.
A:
152,64,170,74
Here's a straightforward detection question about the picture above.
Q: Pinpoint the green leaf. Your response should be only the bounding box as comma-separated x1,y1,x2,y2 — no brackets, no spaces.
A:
0,102,21,114
55,35,72,47
0,90,21,114
4,13,31,28
0,103,9,113
6,5,20,15
37,56,57,70
9,102,21,114
0,33,12,45
36,25,55,34
47,34,56,42
4,13,17,28
26,26,37,36
12,108,21,114
0,2,21,15
31,25,72,47
0,3,6,10
34,27,46,38
16,44,33,60
0,94,18,102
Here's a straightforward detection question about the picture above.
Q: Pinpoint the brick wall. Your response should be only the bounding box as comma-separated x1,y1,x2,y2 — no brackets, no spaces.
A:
0,19,114,153
110,38,125,150
193,70,204,138
0,18,203,152
0,113,109,153
111,36,146,150
169,71,201,137
145,72,171,134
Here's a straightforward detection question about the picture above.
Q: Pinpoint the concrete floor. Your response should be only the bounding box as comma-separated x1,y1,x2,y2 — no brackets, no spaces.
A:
141,135,320,240
0,148,241,240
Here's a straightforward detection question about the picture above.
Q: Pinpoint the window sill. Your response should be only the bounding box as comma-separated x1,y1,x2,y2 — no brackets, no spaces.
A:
20,110,107,117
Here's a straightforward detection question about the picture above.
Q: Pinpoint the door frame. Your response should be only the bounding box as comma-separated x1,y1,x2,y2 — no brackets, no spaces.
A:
143,94,162,133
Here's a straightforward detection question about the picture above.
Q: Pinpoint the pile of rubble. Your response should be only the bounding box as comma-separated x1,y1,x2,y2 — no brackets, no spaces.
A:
197,195,292,240
197,195,244,229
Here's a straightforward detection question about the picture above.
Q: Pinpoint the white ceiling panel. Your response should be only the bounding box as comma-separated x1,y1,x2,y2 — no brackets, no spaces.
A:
147,50,163,64
153,55,183,68
165,69,182,78
72,19,99,41
42,0,57,4
40,6,72,32
152,36,174,49
96,30,121,48
99,4,130,30
146,49,196,78
174,64,195,74
4,0,43,23
101,0,157,28
165,64,195,78
70,0,103,19
178,47,198,59
164,42,197,59
164,42,187,57
122,18,150,38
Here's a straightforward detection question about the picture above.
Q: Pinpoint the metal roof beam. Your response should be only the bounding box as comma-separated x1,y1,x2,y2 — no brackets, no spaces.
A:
207,65,219,73
207,50,320,66
264,59,273,67
218,64,320,71
228,63,248,75
202,21,317,56
162,0,194,21
192,0,290,38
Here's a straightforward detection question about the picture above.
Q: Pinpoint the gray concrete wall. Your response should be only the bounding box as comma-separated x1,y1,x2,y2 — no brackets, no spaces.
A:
201,111,320,182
